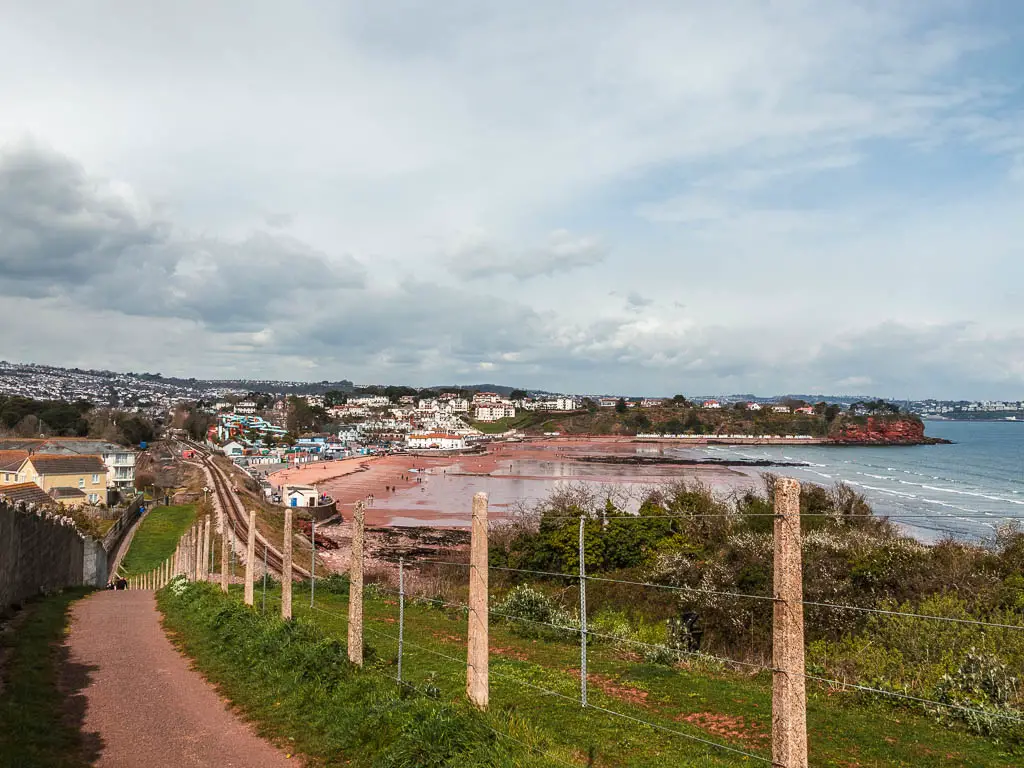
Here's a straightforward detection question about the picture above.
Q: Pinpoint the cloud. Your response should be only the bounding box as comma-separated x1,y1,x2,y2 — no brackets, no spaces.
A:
0,143,365,331
625,292,653,310
1,5,1023,397
446,229,606,280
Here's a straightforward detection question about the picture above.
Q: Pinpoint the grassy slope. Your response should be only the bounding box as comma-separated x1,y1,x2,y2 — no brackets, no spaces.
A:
0,588,96,767
161,580,1017,768
120,504,196,576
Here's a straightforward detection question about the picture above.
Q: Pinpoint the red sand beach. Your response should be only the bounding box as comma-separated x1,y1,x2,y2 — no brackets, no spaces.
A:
268,439,756,527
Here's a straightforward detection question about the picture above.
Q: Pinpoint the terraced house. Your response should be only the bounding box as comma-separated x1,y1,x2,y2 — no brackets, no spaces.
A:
15,454,109,506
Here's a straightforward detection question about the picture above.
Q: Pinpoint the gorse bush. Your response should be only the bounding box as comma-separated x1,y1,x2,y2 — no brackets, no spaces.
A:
932,651,1023,743
158,581,562,767
491,585,577,641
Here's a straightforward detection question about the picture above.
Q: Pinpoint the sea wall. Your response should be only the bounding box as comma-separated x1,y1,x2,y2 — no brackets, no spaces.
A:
0,500,102,615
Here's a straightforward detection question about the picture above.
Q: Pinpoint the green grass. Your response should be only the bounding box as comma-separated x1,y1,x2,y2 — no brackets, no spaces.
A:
158,581,569,767
159,579,1020,767
0,588,97,767
120,504,196,576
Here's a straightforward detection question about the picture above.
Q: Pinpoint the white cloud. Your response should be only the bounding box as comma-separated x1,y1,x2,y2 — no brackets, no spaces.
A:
0,3,1022,397
446,229,606,280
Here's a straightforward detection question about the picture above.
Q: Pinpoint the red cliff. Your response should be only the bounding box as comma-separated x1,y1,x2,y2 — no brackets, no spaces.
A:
829,417,944,445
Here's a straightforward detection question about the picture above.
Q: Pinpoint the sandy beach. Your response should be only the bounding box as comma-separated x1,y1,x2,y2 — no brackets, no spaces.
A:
268,439,758,528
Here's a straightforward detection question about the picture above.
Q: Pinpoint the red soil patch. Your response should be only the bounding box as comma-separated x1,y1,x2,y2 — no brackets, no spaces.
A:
675,711,769,748
431,632,464,644
491,646,529,662
570,670,651,708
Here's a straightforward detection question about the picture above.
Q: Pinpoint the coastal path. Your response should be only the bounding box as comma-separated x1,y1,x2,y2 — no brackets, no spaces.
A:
65,589,293,767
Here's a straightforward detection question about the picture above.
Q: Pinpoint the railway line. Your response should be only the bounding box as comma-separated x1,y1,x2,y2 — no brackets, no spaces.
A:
182,439,311,580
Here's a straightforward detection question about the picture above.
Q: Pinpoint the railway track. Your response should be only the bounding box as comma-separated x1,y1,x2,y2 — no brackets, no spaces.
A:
183,439,311,579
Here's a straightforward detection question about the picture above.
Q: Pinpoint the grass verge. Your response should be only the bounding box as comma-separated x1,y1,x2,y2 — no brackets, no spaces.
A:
120,504,196,576
185,576,1020,767
0,588,96,767
157,580,570,767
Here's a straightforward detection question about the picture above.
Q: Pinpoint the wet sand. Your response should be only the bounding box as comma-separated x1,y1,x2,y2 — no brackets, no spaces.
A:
269,439,758,527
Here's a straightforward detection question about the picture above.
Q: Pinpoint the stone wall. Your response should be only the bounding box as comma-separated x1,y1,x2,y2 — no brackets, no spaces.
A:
0,500,93,615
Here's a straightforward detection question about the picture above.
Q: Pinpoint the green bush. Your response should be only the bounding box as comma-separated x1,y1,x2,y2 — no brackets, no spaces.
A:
491,585,577,641
932,651,1023,743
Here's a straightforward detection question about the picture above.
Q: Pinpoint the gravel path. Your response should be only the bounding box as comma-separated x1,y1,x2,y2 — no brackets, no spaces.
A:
65,590,294,767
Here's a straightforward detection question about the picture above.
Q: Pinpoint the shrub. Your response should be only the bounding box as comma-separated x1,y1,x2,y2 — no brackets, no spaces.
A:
492,585,577,641
932,650,1023,744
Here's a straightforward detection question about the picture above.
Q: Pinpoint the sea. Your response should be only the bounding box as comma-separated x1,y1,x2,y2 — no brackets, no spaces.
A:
674,421,1024,543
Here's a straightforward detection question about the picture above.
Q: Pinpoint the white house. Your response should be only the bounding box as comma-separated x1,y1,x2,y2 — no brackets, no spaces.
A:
222,441,246,456
772,405,792,413
747,402,763,411
283,484,319,507
471,392,502,406
350,395,391,408
234,401,257,415
598,397,619,408
407,433,467,451
475,403,516,421
702,400,722,409
305,394,326,408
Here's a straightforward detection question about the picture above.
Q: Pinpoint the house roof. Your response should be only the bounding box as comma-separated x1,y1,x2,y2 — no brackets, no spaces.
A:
0,438,45,451
50,487,87,499
34,439,125,455
25,454,107,476
0,482,55,506
0,450,30,472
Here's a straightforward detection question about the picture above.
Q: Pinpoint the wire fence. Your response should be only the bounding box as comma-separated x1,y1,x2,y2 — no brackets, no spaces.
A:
136,479,1024,767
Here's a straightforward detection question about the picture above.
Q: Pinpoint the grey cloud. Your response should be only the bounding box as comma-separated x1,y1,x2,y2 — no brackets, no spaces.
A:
625,291,653,310
0,142,163,293
0,143,365,331
447,229,606,280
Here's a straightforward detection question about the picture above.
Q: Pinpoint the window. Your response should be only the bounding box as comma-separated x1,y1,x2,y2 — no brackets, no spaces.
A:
79,478,85,488
88,493,98,504
92,474,100,484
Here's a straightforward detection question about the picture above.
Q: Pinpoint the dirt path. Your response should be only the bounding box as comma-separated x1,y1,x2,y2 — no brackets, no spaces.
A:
65,590,294,767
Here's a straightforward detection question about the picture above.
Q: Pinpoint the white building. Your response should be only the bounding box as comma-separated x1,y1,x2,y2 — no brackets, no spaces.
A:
350,395,391,408
772,405,792,413
305,394,326,408
234,401,257,415
407,433,467,451
702,400,722,409
472,391,502,406
283,484,319,507
222,441,245,456
747,402,763,411
475,403,516,421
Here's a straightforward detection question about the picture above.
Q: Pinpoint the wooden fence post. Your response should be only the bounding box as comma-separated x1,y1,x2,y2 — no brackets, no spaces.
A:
347,502,365,666
467,492,489,710
220,524,230,592
244,511,257,606
203,516,212,581
282,508,293,620
772,477,808,768
193,524,201,581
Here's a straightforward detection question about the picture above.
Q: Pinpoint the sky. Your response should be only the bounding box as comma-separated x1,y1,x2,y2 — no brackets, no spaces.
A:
1,1,1023,399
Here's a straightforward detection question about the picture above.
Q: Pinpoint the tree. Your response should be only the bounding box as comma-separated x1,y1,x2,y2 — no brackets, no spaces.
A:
615,398,628,414
509,389,529,401
184,410,215,441
582,397,598,413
